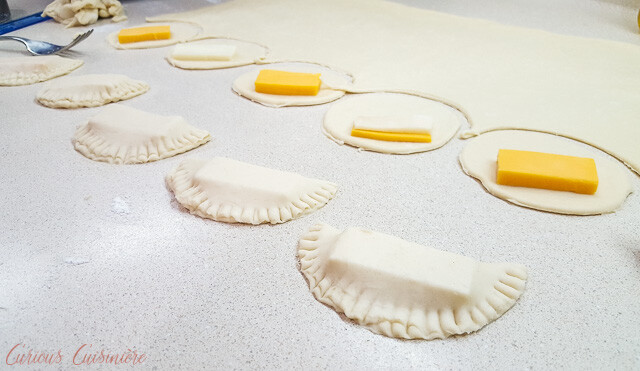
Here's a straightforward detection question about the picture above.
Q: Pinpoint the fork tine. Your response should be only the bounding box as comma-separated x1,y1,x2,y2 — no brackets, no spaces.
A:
57,29,93,53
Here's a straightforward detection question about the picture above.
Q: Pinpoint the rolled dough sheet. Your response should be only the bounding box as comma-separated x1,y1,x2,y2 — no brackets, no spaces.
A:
458,130,633,215
323,93,461,154
147,0,640,174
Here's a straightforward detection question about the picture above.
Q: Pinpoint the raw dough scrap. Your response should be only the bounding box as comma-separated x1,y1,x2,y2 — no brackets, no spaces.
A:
148,0,640,174
73,104,210,164
0,56,82,86
107,23,201,50
37,74,149,108
43,0,126,28
166,157,338,225
458,130,633,215
166,38,268,70
323,93,461,154
298,223,527,340
232,65,348,107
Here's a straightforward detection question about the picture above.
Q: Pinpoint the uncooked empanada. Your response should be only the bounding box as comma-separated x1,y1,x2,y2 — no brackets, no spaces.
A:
73,104,210,164
298,223,527,340
166,157,338,224
0,56,83,86
37,74,149,108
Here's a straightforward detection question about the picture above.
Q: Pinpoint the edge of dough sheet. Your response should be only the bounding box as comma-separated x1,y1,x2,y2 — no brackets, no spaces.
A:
147,0,640,176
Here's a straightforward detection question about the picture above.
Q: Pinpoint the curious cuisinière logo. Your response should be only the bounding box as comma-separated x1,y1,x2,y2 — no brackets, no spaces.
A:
6,343,147,367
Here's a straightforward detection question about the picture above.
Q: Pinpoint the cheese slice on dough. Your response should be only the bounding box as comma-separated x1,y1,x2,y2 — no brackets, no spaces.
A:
170,43,237,61
351,115,433,142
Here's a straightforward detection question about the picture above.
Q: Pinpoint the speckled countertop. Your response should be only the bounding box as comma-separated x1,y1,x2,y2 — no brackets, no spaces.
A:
1,0,639,369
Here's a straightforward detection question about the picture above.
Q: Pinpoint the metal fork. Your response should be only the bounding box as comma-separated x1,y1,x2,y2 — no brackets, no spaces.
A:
0,29,93,55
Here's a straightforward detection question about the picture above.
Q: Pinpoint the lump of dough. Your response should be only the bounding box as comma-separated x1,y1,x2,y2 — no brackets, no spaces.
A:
298,223,528,340
458,130,633,215
107,22,200,50
43,0,127,28
0,56,83,86
323,92,461,154
37,74,149,108
232,65,348,107
73,104,210,164
166,38,267,70
166,157,338,225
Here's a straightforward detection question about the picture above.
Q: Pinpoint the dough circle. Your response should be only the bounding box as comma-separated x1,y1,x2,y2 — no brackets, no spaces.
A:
232,64,348,107
166,38,268,70
458,130,633,215
323,93,461,154
107,22,200,49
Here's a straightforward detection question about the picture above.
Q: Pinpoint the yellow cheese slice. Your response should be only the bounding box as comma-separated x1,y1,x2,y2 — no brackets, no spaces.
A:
350,115,433,143
497,149,598,194
118,26,171,44
254,69,321,96
350,129,432,143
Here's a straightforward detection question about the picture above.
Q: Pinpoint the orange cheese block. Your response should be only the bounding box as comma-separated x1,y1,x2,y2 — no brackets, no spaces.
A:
254,69,321,96
118,26,171,44
497,149,598,194
350,129,432,143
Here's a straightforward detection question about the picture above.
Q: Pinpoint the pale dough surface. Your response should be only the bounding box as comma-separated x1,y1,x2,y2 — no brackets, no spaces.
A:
232,65,348,107
148,0,640,174
298,223,527,340
107,22,201,49
166,157,338,225
43,0,127,28
458,130,633,215
323,93,461,154
36,73,149,108
0,56,83,86
73,103,210,164
166,38,268,70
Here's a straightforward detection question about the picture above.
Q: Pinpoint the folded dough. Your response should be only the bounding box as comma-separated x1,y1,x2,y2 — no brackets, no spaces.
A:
458,130,633,215
232,66,349,108
37,74,149,108
323,93,461,154
43,0,127,28
0,56,83,86
298,223,528,340
166,157,338,224
73,104,210,164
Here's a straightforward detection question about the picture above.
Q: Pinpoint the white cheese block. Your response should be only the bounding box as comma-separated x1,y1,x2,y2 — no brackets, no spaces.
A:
170,44,237,61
